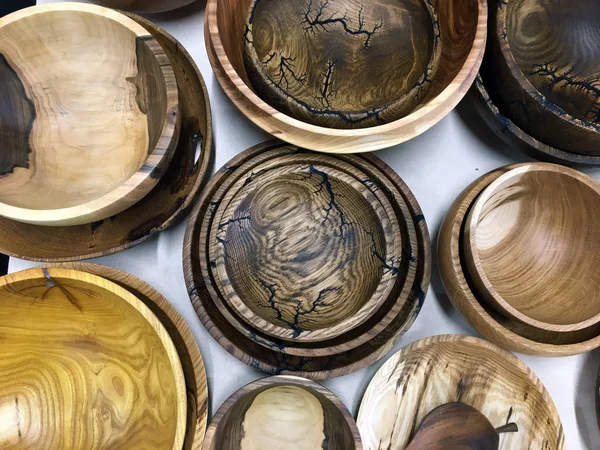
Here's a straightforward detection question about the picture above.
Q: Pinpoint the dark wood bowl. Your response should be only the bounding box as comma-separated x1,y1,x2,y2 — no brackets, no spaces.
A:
0,3,180,226
243,0,442,129
89,0,197,13
203,376,362,449
488,0,600,156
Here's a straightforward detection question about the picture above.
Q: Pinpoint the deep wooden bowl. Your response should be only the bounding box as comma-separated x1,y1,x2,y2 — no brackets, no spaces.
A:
464,163,600,333
205,0,486,152
0,3,179,226
0,13,212,262
203,376,362,449
438,164,600,356
0,267,187,449
89,0,197,13
243,0,442,129
488,0,600,156
357,335,565,449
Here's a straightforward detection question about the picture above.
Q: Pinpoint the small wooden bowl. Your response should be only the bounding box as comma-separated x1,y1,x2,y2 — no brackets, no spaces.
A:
243,0,442,129
203,375,362,449
88,0,197,13
357,335,565,449
0,267,187,449
488,0,600,155
205,0,486,152
0,3,179,226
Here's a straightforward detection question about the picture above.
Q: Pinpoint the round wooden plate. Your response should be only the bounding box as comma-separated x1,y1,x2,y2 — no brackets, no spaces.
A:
0,13,212,261
357,335,565,449
89,0,197,14
203,375,362,449
0,267,187,449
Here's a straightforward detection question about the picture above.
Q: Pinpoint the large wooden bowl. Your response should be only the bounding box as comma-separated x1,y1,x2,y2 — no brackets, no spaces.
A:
205,0,486,152
0,3,179,226
0,267,187,449
203,376,362,449
464,163,600,333
88,0,197,13
357,335,565,449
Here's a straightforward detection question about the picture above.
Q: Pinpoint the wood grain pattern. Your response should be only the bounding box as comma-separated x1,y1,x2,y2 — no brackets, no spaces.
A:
0,13,213,262
205,0,486,152
88,0,197,13
202,376,362,449
0,3,180,226
0,267,187,450
357,335,565,450
438,164,600,356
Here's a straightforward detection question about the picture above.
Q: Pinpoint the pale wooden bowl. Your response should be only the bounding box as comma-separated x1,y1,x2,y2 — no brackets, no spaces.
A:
0,3,179,226
203,376,362,449
464,163,600,333
0,267,187,449
205,0,486,152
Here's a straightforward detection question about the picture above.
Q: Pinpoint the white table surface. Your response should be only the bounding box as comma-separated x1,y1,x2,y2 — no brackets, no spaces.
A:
18,2,600,448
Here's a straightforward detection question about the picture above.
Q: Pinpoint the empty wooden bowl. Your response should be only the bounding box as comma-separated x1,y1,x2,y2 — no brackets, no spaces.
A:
88,0,197,13
203,376,362,449
0,267,187,449
464,163,600,333
0,3,179,226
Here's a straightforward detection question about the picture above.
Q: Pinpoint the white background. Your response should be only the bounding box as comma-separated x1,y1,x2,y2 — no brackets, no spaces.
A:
19,2,600,448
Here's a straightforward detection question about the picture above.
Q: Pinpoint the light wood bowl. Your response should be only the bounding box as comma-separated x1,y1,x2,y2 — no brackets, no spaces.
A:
88,0,197,13
0,3,180,226
0,267,187,449
464,163,600,333
357,335,565,450
203,376,362,449
205,0,486,152
488,0,600,156
0,13,212,262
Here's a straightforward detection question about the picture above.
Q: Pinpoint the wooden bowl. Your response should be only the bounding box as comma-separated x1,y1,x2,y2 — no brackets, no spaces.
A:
357,335,565,449
203,375,362,449
463,163,600,333
0,4,180,226
88,0,197,13
243,0,442,129
205,0,486,152
0,13,212,262
488,0,600,155
438,164,600,356
0,267,187,449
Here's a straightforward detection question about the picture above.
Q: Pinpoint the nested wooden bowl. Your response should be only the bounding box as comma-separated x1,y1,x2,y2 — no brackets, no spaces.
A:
0,3,180,226
89,0,197,13
205,0,486,152
357,335,565,449
203,376,362,449
464,163,600,333
488,0,600,156
0,267,187,449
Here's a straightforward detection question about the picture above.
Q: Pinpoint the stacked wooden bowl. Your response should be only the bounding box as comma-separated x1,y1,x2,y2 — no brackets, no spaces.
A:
0,3,212,261
184,141,431,379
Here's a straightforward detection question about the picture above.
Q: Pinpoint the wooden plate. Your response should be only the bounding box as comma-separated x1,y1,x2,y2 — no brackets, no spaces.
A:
0,13,212,261
203,375,362,449
0,3,179,226
89,0,197,14
357,335,565,449
0,267,187,449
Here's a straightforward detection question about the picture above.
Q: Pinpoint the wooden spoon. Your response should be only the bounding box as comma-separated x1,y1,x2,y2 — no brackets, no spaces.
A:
405,402,518,450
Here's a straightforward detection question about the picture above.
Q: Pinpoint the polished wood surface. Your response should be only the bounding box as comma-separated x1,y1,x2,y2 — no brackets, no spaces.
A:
89,0,197,13
203,376,362,449
438,164,600,356
464,164,600,332
243,0,442,129
0,13,213,261
0,267,187,449
357,335,565,450
0,3,179,226
205,0,486,152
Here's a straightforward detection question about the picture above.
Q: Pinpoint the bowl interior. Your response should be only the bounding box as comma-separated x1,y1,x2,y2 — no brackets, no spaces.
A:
0,8,168,210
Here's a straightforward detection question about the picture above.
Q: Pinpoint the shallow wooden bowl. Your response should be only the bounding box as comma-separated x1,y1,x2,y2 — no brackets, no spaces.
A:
464,163,600,333
89,0,197,13
243,0,442,129
0,3,180,226
205,0,486,152
203,376,362,449
0,267,187,449
357,335,565,449
488,0,600,155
